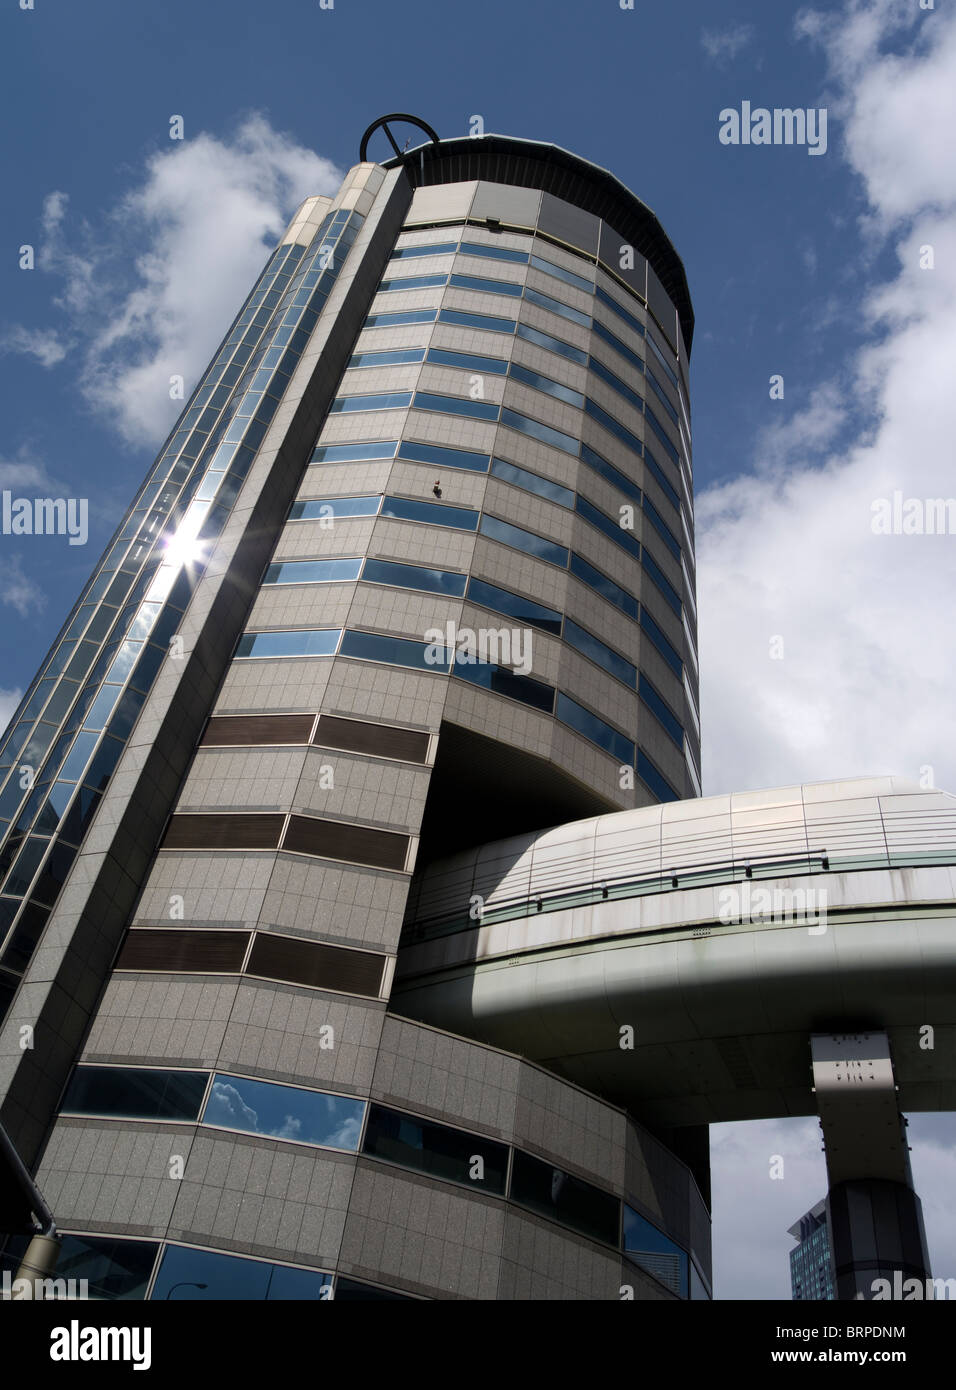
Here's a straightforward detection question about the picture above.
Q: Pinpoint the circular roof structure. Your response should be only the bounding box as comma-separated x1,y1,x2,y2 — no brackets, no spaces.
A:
382,132,695,353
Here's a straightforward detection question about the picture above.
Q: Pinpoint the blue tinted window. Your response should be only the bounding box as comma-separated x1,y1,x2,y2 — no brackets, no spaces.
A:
51,1234,158,1302
645,404,680,464
203,1073,364,1149
268,1265,336,1298
530,255,593,294
412,391,499,422
19,680,55,723
150,1245,333,1301
556,693,634,764
479,514,569,567
594,285,645,337
643,447,681,511
467,578,563,635
340,629,451,672
329,392,412,414
438,308,516,334
646,330,680,388
564,619,636,687
106,641,143,685
1,901,50,972
390,241,458,260
641,548,682,614
591,320,645,374
3,837,49,898
426,347,508,375
449,273,523,297
364,309,437,327
575,495,641,558
397,440,490,473
311,441,398,463
44,778,78,826
61,1065,208,1120
510,1149,620,1245
639,674,684,748
362,558,467,596
569,553,638,619
334,1279,416,1301
82,685,123,731
459,241,529,264
453,659,555,714
56,785,103,846
290,496,381,520
363,1103,508,1193
637,748,679,802
639,609,682,676
346,349,424,369
643,497,681,560
235,629,341,659
378,275,447,292
523,287,590,327
588,356,645,414
509,363,585,409
264,559,362,585
515,321,588,364
499,407,578,456
624,1205,689,1298
381,495,479,530
490,457,574,508
584,397,644,457
79,734,123,792
580,443,641,502
646,368,680,425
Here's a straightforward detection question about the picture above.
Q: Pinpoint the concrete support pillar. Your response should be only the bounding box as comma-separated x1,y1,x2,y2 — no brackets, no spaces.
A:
810,1032,932,1300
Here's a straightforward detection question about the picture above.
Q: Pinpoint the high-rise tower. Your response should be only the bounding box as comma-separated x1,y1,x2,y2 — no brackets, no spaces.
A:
0,122,709,1300
789,1201,835,1301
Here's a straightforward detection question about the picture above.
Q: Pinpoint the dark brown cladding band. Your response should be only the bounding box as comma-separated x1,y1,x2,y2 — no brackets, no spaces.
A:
162,811,409,870
200,714,316,746
247,932,385,997
199,711,429,763
115,927,385,999
116,928,250,973
163,813,284,851
313,714,429,763
284,814,409,871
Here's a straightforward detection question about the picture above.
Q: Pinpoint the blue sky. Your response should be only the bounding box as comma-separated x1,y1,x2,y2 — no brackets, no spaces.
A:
2,0,955,1299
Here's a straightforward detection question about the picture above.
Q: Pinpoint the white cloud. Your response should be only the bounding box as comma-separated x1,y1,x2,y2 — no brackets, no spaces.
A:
0,325,70,368
0,556,46,618
0,688,24,738
15,115,342,446
38,190,97,314
0,447,81,506
698,1,956,799
208,1080,258,1131
0,449,60,492
0,451,82,619
705,2,956,1298
701,23,756,66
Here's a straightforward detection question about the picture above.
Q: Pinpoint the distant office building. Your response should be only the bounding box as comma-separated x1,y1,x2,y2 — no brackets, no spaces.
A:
789,1201,835,1301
